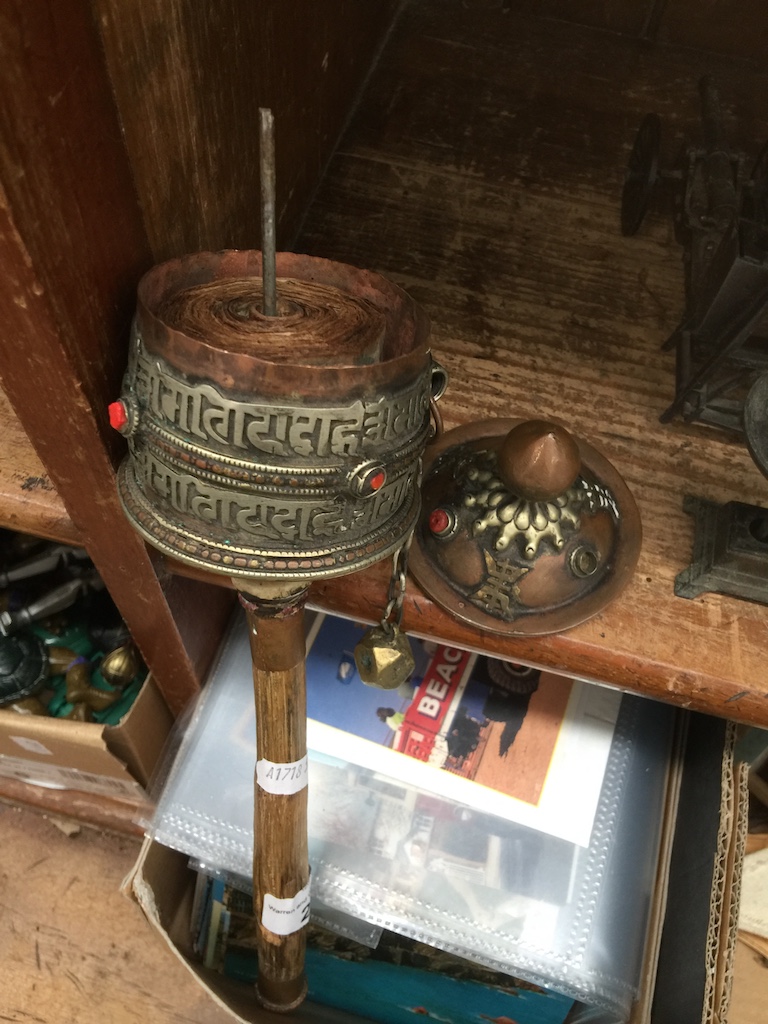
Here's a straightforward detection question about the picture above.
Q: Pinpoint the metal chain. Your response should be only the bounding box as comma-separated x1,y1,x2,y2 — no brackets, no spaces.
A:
379,457,423,634
380,535,412,634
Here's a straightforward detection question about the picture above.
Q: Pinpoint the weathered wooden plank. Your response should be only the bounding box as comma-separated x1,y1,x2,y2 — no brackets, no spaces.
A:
513,0,656,38
0,803,234,1023
95,0,401,259
296,0,768,725
0,385,80,545
660,0,768,61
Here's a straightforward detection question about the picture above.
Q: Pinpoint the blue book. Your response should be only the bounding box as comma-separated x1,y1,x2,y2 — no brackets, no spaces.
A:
207,880,574,1024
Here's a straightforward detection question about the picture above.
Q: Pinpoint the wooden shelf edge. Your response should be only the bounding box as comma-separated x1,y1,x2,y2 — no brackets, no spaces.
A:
0,384,82,546
164,554,768,728
310,567,768,727
0,495,83,548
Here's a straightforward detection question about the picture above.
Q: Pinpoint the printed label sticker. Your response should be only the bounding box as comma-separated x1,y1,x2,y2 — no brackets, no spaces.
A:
256,755,308,795
261,883,311,936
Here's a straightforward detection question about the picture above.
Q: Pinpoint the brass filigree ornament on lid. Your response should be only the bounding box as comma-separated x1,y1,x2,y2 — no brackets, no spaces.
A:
410,419,642,635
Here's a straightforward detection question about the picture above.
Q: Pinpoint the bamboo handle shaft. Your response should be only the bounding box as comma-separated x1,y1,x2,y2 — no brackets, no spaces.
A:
241,586,309,1012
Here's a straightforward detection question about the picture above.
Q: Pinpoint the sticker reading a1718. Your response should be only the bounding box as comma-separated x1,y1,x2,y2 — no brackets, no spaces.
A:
256,755,309,795
261,883,311,936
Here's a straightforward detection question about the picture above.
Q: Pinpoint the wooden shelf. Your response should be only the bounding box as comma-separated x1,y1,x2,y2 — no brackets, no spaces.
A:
2,1,767,730
295,6,768,728
169,5,768,729
0,385,81,545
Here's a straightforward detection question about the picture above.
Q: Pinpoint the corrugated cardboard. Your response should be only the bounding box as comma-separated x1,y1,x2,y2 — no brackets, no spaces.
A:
627,712,690,1024
710,755,748,1023
0,675,173,799
650,715,748,1024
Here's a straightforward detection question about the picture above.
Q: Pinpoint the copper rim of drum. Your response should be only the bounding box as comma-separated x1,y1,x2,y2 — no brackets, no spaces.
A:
135,250,431,400
409,418,642,636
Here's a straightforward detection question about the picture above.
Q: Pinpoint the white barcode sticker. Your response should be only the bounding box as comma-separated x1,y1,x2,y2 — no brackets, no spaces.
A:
261,883,311,936
256,755,308,795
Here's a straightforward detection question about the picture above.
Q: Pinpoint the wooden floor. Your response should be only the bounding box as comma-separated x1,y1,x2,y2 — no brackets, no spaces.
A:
0,802,764,1024
0,803,235,1024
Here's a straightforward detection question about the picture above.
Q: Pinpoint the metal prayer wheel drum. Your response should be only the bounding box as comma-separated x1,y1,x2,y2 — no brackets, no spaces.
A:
410,418,642,635
113,250,438,580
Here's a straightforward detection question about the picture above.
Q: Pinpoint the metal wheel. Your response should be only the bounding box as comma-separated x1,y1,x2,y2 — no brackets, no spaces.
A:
621,113,662,236
744,372,768,480
745,137,768,227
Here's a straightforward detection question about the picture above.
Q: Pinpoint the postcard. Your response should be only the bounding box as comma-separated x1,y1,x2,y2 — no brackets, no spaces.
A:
305,614,620,847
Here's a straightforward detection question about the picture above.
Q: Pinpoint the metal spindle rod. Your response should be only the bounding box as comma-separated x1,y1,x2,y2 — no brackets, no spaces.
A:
259,108,277,316
697,76,737,228
699,75,727,153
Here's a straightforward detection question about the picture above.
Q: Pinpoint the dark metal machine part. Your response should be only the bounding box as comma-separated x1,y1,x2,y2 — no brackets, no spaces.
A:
744,372,768,478
622,76,768,436
620,112,662,238
675,495,768,605
410,419,641,636
622,79,768,606
0,632,47,707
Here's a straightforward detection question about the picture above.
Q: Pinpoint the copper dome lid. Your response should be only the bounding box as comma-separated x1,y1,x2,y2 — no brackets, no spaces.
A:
410,419,642,635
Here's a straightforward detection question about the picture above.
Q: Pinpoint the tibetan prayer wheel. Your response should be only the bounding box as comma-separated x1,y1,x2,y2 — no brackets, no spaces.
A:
111,248,440,1010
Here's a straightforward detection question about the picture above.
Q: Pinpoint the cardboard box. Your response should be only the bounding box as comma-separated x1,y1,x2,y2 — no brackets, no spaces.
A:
0,675,173,799
122,709,748,1024
650,714,749,1024
124,838,362,1024
127,840,571,1024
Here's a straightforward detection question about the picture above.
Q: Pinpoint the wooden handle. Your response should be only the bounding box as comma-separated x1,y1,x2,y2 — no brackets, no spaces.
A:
240,585,309,1012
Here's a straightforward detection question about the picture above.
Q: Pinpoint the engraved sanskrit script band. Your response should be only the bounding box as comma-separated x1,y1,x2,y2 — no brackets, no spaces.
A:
114,250,441,580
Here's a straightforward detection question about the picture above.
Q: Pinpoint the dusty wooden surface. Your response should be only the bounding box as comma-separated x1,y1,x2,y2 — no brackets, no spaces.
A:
0,803,237,1023
95,0,400,259
290,0,768,727
0,385,79,545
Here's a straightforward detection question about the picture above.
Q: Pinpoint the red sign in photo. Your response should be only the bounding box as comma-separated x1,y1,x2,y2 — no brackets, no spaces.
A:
397,647,473,760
